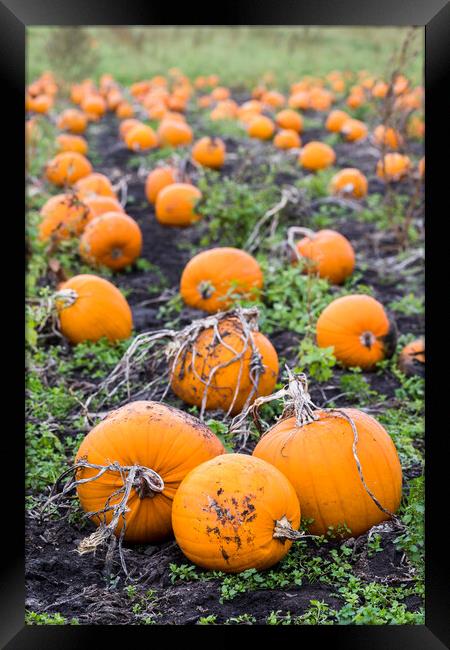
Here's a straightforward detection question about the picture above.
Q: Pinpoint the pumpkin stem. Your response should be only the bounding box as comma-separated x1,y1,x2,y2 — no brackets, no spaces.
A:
110,247,123,260
273,515,312,542
134,467,165,499
198,280,215,300
53,288,78,309
286,226,317,266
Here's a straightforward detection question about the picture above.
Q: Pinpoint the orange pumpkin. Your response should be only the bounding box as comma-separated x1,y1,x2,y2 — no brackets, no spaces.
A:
172,453,300,572
39,193,93,242
119,118,141,140
74,173,117,200
273,129,301,150
84,195,124,219
55,274,133,344
192,137,226,169
373,125,403,150
407,115,425,140
81,94,106,117
124,124,158,151
294,229,355,284
56,134,88,155
45,152,93,186
170,313,279,415
155,183,202,227
211,86,230,101
316,294,397,369
145,166,178,204
418,157,425,179
76,401,224,543
398,338,425,377
247,115,275,140
254,403,402,538
372,81,389,99
325,109,350,133
329,168,368,199
180,247,263,313
157,120,193,147
298,141,336,171
116,102,135,119
288,91,310,110
341,118,368,142
376,153,411,182
57,108,87,134
262,90,286,109
275,109,303,133
28,94,53,114
79,212,143,271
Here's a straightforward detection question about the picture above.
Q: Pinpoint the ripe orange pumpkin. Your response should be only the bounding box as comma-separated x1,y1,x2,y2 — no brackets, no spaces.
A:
294,229,355,284
275,109,303,133
376,153,411,182
192,136,226,169
84,195,125,218
76,401,224,543
45,152,93,186
116,102,135,119
329,168,368,199
372,81,389,99
157,119,193,147
172,453,300,572
119,118,141,140
28,94,53,114
39,193,93,242
341,118,368,142
81,94,106,117
56,134,88,155
124,124,158,151
57,108,87,134
79,212,143,271
145,166,178,204
247,115,275,140
373,125,403,150
180,247,263,313
398,338,425,377
273,129,301,150
288,91,310,110
298,141,336,171
74,173,117,200
418,157,425,179
155,183,202,227
55,274,132,344
170,314,279,415
325,109,349,132
262,90,286,109
316,294,397,369
253,407,402,538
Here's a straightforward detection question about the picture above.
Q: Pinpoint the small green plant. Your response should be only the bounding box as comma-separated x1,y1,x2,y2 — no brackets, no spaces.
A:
197,614,218,625
296,339,336,382
169,563,200,584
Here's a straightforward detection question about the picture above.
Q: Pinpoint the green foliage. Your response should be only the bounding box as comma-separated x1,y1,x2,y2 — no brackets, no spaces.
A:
169,563,200,583
25,611,79,625
296,339,336,383
338,369,379,404
395,475,425,573
390,293,424,316
197,615,218,625
43,27,99,84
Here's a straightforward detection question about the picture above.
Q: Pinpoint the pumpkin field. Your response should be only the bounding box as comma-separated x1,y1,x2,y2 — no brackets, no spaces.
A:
25,27,424,626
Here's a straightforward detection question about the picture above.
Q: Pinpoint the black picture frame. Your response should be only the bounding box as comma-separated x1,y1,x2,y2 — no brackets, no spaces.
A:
5,0,449,646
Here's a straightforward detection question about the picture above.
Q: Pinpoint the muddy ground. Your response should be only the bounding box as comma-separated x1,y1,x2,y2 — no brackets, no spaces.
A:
26,104,424,624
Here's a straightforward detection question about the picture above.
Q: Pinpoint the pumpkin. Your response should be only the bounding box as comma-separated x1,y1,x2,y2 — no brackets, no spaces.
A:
346,92,364,109
211,86,230,101
124,124,158,151
81,94,106,117
329,168,368,199
372,81,389,99
325,109,350,133
75,401,224,543
170,311,279,415
407,115,425,140
116,102,135,119
145,166,178,204
106,89,123,111
262,90,286,109
157,119,193,147
39,193,93,242
288,91,310,110
28,94,53,114
418,157,425,179
316,294,397,369
309,87,333,111
172,453,301,572
398,338,425,377
273,129,301,150
155,183,202,227
341,118,368,142
84,195,125,218
373,125,403,150
247,115,275,140
79,212,143,271
294,228,355,284
180,247,263,313
275,109,303,132
298,141,336,171
192,136,226,169
119,118,141,140
74,173,117,200
376,153,411,182
253,382,402,538
55,274,133,344
56,134,88,155
57,109,87,134
45,152,93,186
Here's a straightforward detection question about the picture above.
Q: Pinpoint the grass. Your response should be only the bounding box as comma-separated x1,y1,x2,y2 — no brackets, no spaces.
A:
27,27,423,89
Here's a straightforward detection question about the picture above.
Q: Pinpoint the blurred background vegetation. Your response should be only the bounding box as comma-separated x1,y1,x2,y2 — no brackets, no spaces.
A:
27,26,423,89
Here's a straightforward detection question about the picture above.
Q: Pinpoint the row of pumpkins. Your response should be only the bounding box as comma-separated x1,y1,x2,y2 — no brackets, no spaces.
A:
28,70,423,572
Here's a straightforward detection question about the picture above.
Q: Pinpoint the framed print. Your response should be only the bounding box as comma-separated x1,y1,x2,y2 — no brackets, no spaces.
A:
2,0,448,645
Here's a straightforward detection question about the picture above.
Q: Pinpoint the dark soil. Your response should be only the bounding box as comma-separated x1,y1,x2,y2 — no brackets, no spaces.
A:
26,108,424,625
